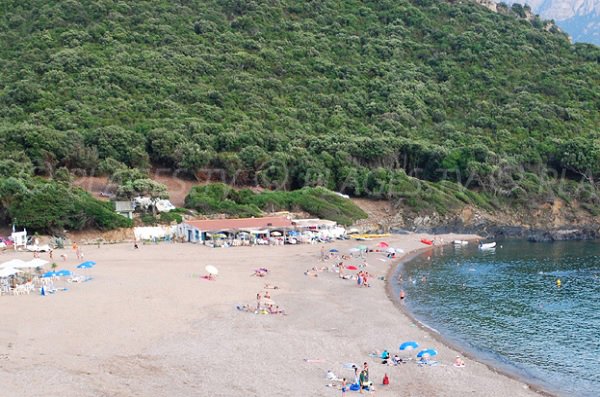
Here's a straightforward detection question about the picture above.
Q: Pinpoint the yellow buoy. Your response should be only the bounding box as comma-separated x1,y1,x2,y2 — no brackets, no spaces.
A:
556,279,561,287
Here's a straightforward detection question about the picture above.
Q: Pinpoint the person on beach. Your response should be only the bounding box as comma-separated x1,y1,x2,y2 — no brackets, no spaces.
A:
338,262,345,278
400,290,406,302
320,246,325,261
353,366,360,386
341,378,347,396
359,369,369,393
256,293,262,310
454,356,465,367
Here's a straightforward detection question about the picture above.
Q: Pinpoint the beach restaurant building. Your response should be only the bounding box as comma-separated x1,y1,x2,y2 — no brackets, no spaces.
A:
177,216,295,243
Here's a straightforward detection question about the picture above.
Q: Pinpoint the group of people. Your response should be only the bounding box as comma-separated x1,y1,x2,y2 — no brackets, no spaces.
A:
356,270,371,287
378,350,407,366
327,362,373,395
237,289,286,315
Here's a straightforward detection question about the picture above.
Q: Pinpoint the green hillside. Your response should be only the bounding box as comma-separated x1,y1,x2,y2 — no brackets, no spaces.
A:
0,0,599,232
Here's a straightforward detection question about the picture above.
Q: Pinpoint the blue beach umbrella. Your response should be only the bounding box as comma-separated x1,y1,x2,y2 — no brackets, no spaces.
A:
77,261,95,269
41,271,58,278
416,349,438,358
56,269,72,277
329,249,339,253
399,341,419,351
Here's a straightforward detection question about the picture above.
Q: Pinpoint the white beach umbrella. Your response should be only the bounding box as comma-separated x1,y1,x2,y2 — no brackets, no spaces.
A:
22,258,49,268
0,267,20,278
205,265,219,275
0,259,27,269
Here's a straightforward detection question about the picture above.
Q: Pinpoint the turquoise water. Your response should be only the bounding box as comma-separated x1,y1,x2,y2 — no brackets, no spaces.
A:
394,241,600,397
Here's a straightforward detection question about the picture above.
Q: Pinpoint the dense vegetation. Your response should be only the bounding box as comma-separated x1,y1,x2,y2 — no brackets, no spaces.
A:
0,177,131,233
185,184,367,226
0,0,599,231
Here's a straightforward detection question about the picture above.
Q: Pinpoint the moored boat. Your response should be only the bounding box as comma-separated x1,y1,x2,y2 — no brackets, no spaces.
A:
479,242,496,249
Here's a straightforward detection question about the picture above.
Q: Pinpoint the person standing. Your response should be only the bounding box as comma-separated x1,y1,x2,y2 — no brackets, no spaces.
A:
341,378,347,396
359,369,368,394
353,366,359,387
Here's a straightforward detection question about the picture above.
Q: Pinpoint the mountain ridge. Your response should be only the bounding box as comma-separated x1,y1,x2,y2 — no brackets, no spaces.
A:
500,0,600,44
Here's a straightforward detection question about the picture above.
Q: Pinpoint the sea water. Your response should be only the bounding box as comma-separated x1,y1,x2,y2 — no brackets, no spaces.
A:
394,240,600,397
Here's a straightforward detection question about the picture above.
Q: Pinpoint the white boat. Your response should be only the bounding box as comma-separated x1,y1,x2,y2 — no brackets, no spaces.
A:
478,242,496,249
453,240,469,245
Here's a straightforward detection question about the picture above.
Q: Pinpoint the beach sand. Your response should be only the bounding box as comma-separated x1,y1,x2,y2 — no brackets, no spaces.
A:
0,234,543,396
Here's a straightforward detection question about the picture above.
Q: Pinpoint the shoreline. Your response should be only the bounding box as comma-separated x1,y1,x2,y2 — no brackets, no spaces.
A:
384,243,558,397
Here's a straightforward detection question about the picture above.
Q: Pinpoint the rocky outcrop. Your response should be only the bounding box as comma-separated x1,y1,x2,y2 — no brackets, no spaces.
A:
362,198,600,241
498,0,600,44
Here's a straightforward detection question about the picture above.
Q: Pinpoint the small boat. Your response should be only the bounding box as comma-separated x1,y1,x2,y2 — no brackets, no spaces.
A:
420,239,433,245
479,242,496,249
453,240,469,245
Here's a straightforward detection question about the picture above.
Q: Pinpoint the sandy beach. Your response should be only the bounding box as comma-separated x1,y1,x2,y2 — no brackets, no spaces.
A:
0,234,544,397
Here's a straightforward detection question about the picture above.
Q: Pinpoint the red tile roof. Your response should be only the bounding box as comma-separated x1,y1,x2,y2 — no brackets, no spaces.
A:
184,216,294,231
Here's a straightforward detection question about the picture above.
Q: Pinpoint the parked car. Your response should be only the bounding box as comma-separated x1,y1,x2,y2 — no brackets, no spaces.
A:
26,244,51,252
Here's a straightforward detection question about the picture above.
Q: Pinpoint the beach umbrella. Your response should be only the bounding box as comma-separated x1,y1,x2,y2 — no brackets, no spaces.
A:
56,269,72,277
24,258,49,268
41,271,58,278
346,265,358,270
270,231,282,237
0,259,27,269
79,260,96,266
386,248,396,253
377,242,389,248
0,267,20,278
395,248,405,254
77,262,95,269
416,349,438,358
205,265,219,275
357,245,367,250
399,341,419,351
349,248,360,253
329,248,339,253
